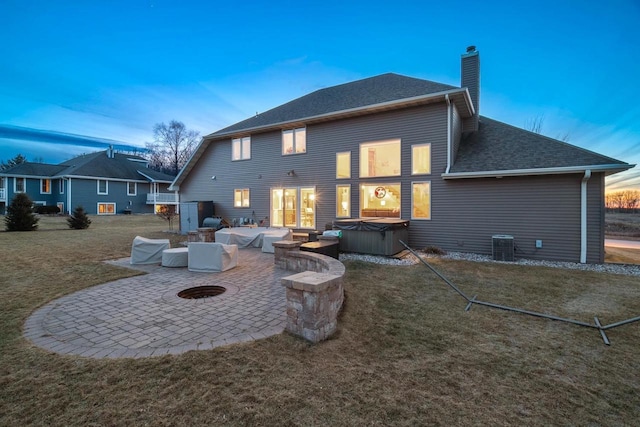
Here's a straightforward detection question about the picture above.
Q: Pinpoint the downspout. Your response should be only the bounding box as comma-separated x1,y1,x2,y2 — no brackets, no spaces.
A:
445,94,452,174
580,169,591,263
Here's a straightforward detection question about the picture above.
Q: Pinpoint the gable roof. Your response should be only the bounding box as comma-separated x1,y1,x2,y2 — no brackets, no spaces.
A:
172,73,474,188
0,150,176,183
445,117,632,178
213,73,459,135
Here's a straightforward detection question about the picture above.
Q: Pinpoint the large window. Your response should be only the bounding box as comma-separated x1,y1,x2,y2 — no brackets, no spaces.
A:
234,189,250,207
336,185,351,218
127,182,137,196
360,183,401,218
40,179,51,194
14,177,25,193
411,182,431,220
336,152,351,179
232,137,251,161
359,139,401,177
282,128,306,155
97,179,108,195
412,143,431,175
98,202,115,215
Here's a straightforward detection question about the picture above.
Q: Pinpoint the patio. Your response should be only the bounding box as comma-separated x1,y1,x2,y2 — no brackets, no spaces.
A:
23,248,288,359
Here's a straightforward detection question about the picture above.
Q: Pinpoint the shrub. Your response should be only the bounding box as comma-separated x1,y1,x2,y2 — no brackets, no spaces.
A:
67,206,91,230
35,205,61,215
5,193,39,231
423,245,446,255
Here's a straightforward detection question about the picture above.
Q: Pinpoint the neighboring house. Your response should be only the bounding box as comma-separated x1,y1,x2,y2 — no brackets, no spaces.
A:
170,47,634,263
0,147,177,215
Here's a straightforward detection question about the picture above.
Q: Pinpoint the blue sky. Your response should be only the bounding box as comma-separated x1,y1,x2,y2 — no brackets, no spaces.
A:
1,0,639,190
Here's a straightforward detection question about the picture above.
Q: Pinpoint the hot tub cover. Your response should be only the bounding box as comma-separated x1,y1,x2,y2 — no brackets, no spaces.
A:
332,218,409,232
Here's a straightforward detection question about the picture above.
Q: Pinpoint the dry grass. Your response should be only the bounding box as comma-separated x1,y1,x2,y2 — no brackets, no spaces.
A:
606,212,640,240
1,216,640,425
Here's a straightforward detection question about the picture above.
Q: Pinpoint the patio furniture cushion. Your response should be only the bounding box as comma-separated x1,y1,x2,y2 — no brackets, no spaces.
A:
215,227,291,249
262,232,293,253
131,236,170,265
161,247,189,267
188,242,238,272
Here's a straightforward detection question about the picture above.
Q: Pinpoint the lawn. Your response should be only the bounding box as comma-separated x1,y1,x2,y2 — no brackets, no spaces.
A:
1,215,640,426
606,212,640,241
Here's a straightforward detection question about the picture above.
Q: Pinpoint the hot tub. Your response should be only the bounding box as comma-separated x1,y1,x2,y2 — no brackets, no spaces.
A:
332,218,409,256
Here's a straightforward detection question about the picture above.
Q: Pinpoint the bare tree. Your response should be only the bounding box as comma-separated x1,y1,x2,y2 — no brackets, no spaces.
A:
146,121,200,175
525,115,545,134
1,154,27,170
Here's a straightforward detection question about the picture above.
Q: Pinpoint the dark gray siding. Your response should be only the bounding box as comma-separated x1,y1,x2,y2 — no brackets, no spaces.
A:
180,102,606,263
587,173,605,263
180,104,449,230
418,173,602,263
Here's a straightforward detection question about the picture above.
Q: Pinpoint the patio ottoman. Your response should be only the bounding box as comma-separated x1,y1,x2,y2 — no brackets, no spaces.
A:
161,247,188,267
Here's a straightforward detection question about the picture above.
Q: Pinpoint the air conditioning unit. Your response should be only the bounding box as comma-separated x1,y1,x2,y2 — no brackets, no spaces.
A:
492,235,514,261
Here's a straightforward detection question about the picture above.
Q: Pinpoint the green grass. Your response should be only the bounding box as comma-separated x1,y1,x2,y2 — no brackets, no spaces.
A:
1,215,640,425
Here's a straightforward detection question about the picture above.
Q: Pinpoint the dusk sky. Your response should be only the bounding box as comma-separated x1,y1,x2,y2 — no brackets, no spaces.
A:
1,0,639,191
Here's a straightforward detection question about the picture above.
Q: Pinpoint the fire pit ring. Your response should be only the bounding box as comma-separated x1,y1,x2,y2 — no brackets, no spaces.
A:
177,285,227,300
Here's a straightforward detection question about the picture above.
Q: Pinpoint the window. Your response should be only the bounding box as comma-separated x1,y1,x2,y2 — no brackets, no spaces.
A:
336,152,351,179
360,139,401,177
336,185,351,218
98,203,116,215
14,177,25,193
97,179,108,195
360,183,401,218
232,137,251,160
40,179,51,194
234,189,250,207
127,182,137,196
411,182,431,219
59,179,64,194
270,187,315,228
412,144,431,175
282,128,306,155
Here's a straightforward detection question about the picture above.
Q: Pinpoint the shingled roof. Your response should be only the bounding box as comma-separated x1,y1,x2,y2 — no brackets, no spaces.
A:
447,117,631,176
1,150,175,182
212,73,458,136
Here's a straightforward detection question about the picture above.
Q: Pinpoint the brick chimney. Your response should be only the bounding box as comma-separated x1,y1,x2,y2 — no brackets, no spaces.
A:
461,45,480,132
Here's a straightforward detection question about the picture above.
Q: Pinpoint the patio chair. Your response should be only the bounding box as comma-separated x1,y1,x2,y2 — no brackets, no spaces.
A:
130,236,170,265
188,242,238,272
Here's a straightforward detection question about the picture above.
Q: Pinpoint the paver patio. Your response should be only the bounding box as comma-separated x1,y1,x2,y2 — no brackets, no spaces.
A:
23,248,287,359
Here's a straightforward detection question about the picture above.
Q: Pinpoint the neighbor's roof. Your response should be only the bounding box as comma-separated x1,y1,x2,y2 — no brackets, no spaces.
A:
173,73,472,188
0,162,66,177
445,117,633,178
1,150,176,183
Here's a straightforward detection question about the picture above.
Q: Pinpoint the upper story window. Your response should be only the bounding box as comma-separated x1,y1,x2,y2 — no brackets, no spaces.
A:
14,177,25,193
127,182,137,196
234,188,250,207
97,179,108,195
282,128,306,155
359,139,401,178
232,137,251,161
336,152,351,179
412,143,431,175
40,179,51,194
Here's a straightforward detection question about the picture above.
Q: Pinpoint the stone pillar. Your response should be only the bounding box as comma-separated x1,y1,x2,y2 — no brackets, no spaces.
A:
273,240,302,269
281,271,344,343
187,231,199,243
197,227,215,242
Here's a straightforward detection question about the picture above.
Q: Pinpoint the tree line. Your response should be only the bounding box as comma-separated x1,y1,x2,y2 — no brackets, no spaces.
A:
605,190,640,212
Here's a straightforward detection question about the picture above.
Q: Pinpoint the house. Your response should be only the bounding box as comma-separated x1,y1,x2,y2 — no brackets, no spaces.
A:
0,147,178,215
170,47,634,263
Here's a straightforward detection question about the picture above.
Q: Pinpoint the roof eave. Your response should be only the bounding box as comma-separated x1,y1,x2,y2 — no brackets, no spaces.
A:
442,163,635,179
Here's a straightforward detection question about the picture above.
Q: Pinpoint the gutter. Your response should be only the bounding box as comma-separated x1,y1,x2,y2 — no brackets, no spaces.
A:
442,163,634,179
580,170,591,264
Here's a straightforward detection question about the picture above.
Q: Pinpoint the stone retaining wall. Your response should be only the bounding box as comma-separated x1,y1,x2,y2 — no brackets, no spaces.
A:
273,240,345,343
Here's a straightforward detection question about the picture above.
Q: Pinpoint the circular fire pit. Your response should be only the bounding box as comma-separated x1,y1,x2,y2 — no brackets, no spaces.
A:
177,285,227,300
